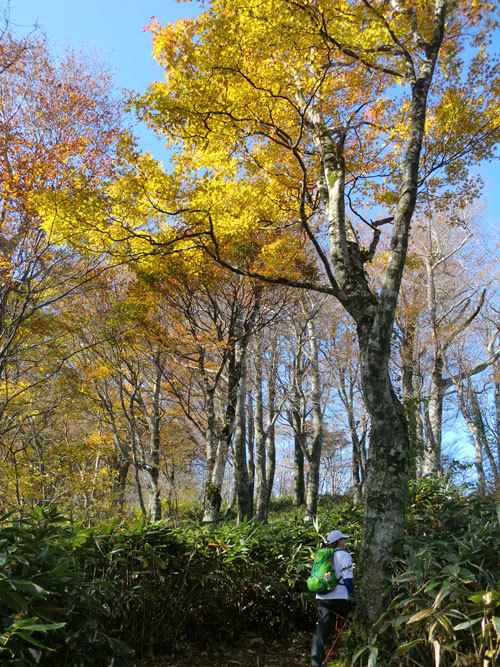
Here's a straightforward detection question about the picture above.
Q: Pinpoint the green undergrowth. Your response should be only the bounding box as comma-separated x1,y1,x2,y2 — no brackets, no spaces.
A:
352,481,500,667
0,483,498,666
0,501,362,665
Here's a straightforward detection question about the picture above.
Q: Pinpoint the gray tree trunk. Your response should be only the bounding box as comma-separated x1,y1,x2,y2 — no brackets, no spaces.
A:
293,432,305,506
454,380,486,493
303,315,323,521
233,354,253,521
290,321,308,507
264,333,278,510
200,342,224,523
401,320,424,480
254,338,268,522
337,368,366,503
203,351,243,522
495,364,500,470
467,387,498,491
143,360,163,522
423,356,444,476
247,386,255,507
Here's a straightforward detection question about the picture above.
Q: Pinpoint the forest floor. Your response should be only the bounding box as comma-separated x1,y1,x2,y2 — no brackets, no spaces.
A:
137,630,314,666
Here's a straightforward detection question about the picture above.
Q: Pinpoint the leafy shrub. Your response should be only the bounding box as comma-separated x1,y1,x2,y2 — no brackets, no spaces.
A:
355,485,500,667
0,506,132,666
73,501,362,659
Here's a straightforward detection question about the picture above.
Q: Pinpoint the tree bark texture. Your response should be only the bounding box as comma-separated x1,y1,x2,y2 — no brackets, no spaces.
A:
422,356,445,477
254,338,268,522
265,334,278,511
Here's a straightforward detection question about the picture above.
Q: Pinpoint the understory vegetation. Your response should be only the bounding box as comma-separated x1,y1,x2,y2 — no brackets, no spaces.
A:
0,481,498,666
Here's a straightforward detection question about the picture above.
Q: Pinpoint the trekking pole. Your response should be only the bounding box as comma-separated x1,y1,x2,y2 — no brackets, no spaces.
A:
322,616,349,666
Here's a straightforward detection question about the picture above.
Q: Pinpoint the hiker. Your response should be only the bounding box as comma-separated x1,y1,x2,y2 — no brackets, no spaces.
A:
310,530,354,667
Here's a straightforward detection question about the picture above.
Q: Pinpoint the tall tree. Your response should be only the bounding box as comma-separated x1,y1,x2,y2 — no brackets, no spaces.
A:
135,0,499,625
43,0,500,626
395,213,500,479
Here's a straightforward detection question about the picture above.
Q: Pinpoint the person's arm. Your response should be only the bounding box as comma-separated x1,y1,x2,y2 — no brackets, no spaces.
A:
343,578,354,596
338,551,354,596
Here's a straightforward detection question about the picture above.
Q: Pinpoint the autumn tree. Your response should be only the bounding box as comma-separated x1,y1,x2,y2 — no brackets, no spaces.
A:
39,0,500,626
0,32,123,438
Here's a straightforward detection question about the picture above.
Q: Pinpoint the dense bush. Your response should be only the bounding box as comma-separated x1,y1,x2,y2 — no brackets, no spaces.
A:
2,486,497,666
0,506,132,666
83,503,362,659
0,501,361,664
354,483,500,666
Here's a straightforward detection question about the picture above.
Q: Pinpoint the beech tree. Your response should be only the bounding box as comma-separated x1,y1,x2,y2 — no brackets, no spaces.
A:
39,0,500,626
135,0,500,624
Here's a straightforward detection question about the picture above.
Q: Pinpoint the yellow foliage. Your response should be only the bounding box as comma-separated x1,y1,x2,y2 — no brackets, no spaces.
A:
34,0,500,288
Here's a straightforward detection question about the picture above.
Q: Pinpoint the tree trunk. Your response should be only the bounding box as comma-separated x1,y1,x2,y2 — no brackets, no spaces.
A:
247,386,255,508
264,333,278,510
358,339,410,628
293,424,305,506
203,352,240,522
401,320,424,480
145,361,163,522
458,385,486,493
495,365,500,471
350,421,364,504
469,389,499,491
422,356,444,477
290,326,306,507
303,315,323,521
233,354,253,521
111,456,130,511
202,385,220,523
254,338,268,522
338,369,366,503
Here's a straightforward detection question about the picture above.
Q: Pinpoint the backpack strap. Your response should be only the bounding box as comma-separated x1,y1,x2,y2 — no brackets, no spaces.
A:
332,549,346,586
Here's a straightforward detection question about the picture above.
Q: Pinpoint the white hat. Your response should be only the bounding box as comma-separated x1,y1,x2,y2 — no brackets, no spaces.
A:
327,530,350,544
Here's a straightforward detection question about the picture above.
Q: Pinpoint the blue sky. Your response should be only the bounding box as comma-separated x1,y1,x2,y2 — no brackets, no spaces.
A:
9,0,194,93
8,0,500,228
9,0,199,162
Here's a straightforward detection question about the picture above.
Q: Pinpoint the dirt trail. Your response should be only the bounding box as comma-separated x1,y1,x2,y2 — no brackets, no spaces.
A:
138,631,312,666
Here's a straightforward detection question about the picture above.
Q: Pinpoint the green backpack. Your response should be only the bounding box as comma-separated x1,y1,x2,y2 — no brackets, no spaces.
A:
307,548,338,594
